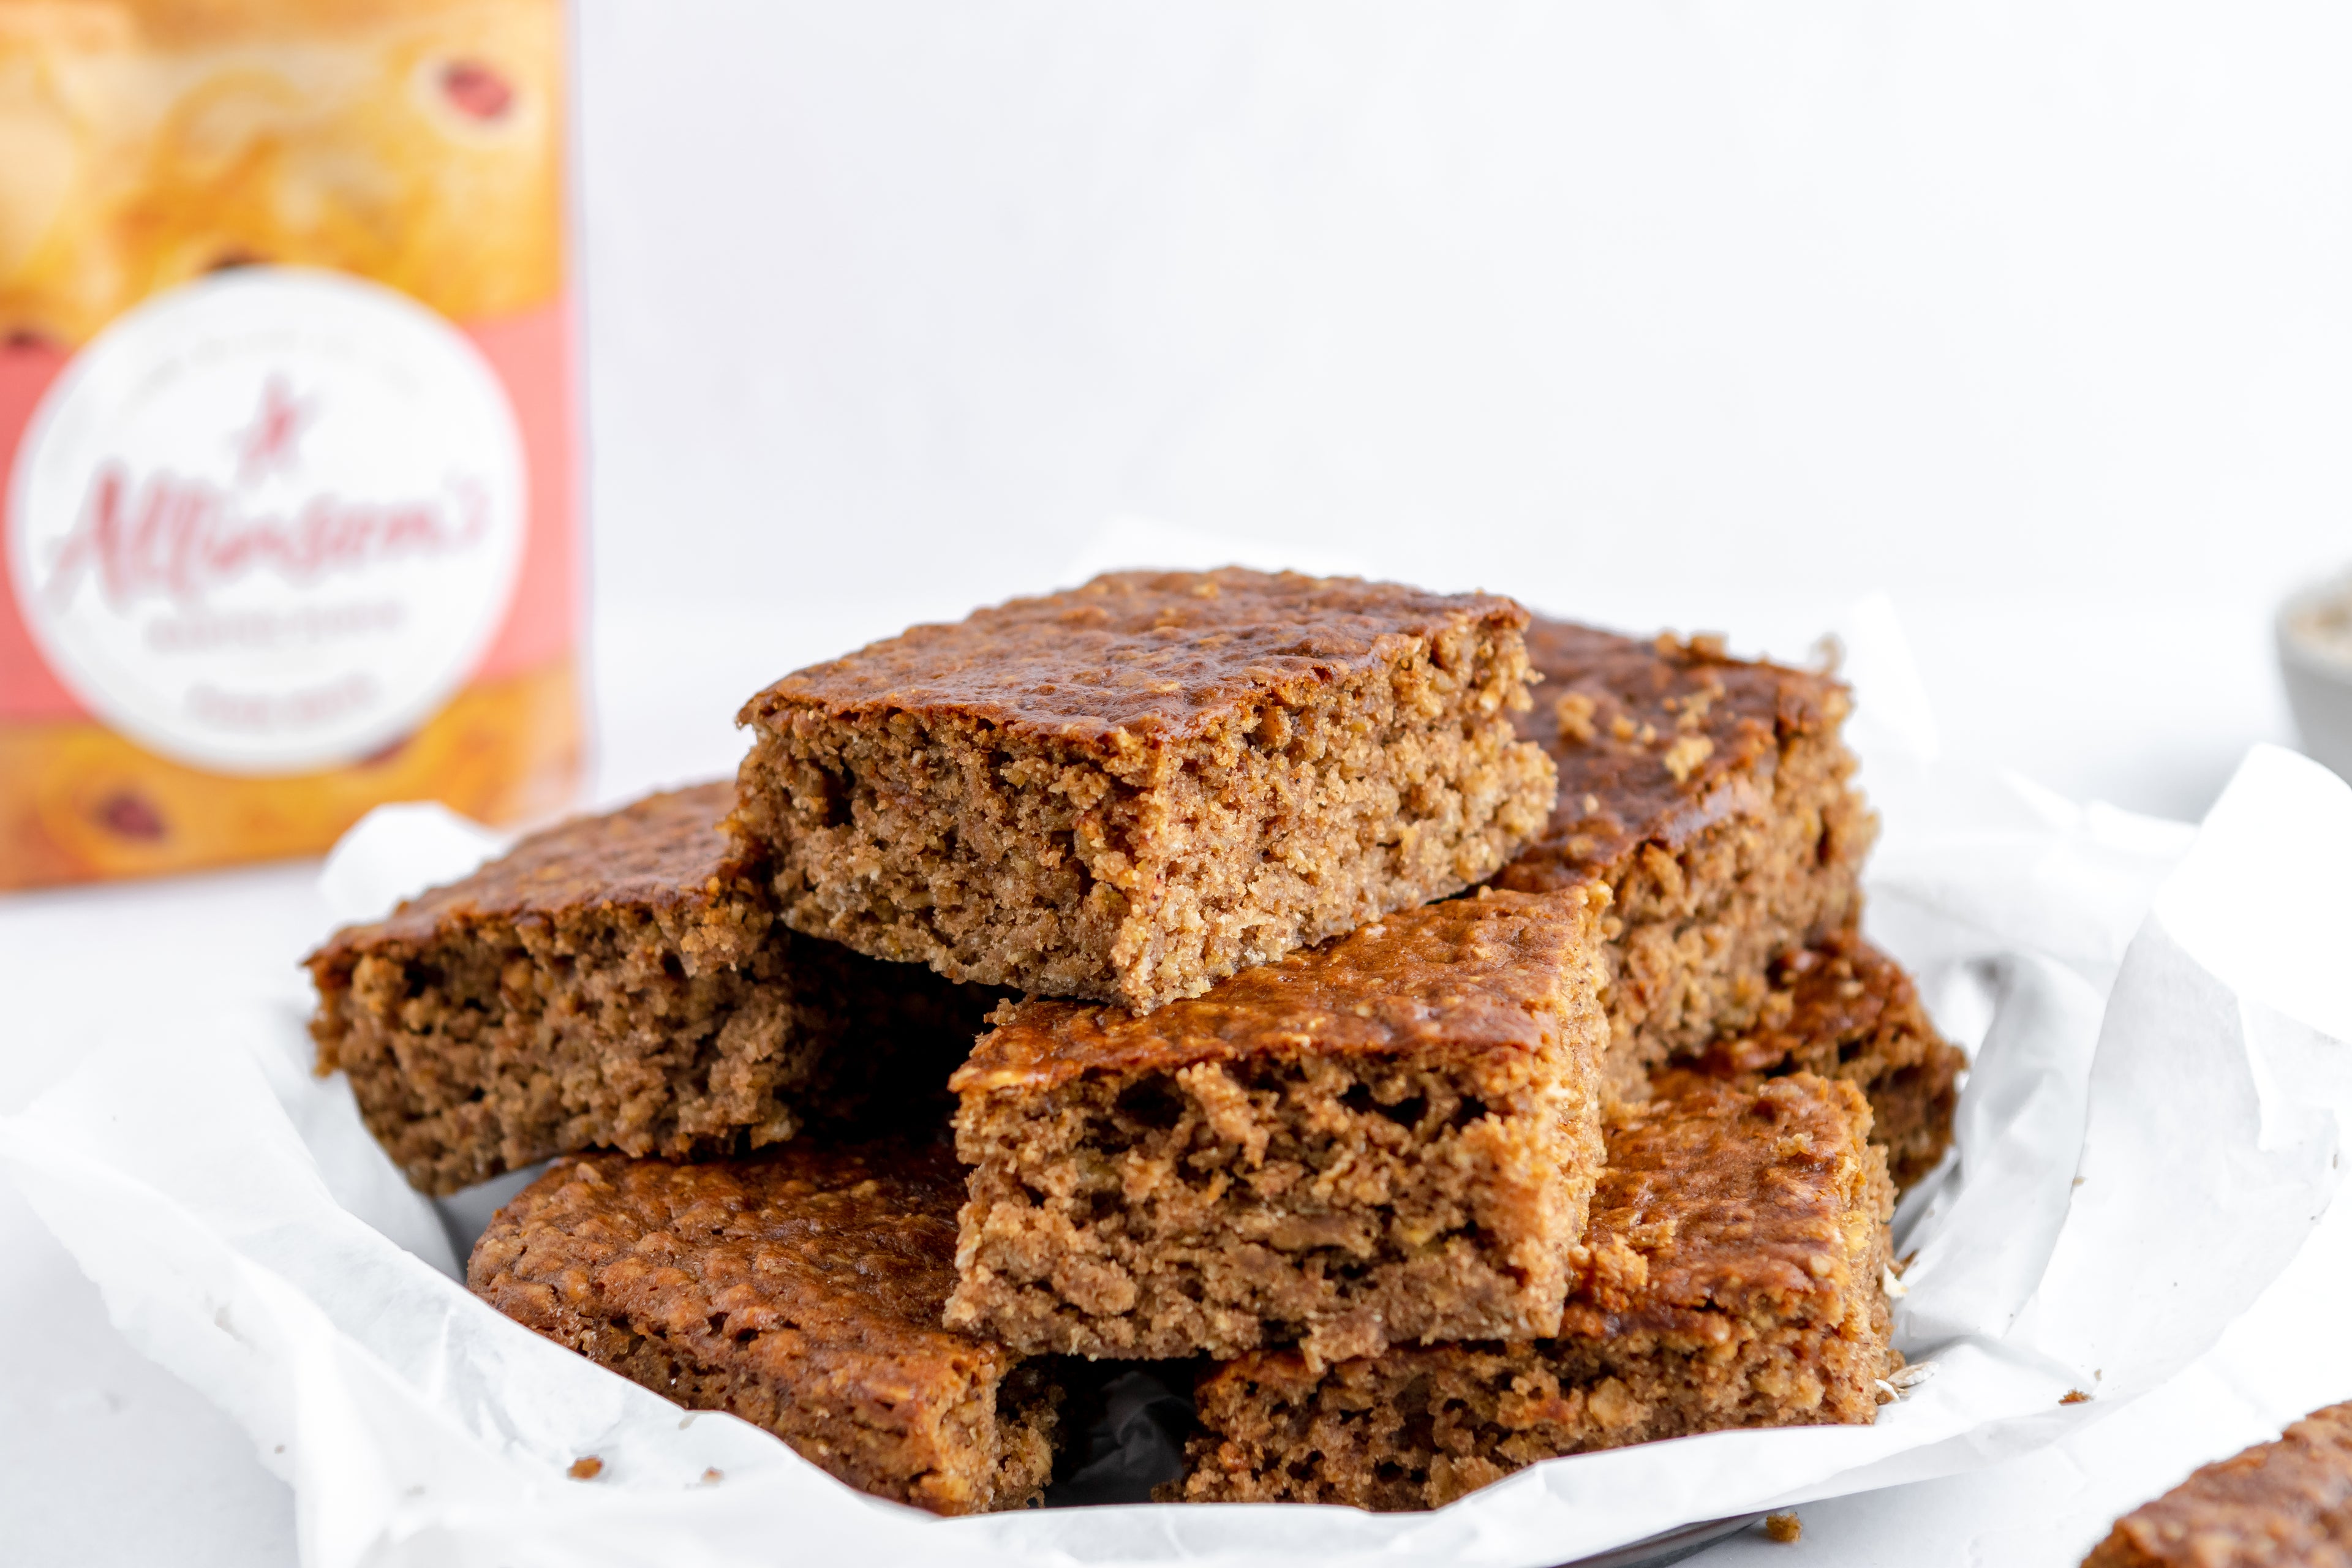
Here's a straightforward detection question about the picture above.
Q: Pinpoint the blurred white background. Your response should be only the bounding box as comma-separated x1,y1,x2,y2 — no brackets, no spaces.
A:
9,6,2352,1565
576,0,2352,824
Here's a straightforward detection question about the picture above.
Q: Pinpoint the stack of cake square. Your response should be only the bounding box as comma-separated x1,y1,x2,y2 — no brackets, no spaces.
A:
307,568,1960,1516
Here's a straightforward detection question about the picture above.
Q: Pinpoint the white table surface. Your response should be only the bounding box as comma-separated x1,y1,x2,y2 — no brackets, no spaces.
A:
12,4,2352,1558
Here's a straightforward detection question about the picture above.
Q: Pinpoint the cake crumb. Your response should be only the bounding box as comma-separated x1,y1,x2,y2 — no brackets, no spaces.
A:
1660,733,1714,782
701,1467,724,1484
1555,691,1598,744
2062,1389,2091,1405
1764,1511,1803,1543
568,1456,603,1480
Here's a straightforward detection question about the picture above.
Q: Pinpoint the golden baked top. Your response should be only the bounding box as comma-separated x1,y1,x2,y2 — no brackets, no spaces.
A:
307,782,749,963
740,568,1533,748
1501,619,1852,889
952,884,1605,1093
1678,929,1926,1079
467,1138,1015,1398
1567,1073,1883,1339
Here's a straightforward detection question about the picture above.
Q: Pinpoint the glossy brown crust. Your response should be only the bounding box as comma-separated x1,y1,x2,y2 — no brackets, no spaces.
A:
2084,1402,2352,1567
311,782,750,961
1184,1074,1896,1509
742,569,1531,748
1493,619,1875,1085
1500,622,1845,881
954,888,1596,1093
1574,1075,1879,1336
732,568,1556,1013
1656,930,1962,1190
468,1139,1060,1516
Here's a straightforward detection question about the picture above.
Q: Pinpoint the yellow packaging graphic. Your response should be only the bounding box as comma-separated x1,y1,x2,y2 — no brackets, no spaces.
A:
1,0,581,888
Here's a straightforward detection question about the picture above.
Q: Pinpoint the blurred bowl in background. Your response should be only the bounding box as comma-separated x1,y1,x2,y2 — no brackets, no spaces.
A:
2278,570,2352,783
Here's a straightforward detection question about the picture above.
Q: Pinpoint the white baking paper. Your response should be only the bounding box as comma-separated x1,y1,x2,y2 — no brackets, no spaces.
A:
6,601,2352,1568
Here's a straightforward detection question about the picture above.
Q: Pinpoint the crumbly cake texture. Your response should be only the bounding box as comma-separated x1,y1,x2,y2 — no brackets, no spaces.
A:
469,1138,1061,1516
1656,929,1962,1191
306,783,998,1196
945,884,1612,1366
733,569,1559,1014
1183,1072,1896,1510
2083,1401,2352,1567
1494,619,1875,1095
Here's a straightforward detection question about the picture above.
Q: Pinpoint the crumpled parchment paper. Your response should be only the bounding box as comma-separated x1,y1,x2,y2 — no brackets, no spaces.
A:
4,600,2350,1568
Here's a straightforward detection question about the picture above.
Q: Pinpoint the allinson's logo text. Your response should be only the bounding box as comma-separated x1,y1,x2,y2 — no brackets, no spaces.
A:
6,269,526,774
42,376,494,613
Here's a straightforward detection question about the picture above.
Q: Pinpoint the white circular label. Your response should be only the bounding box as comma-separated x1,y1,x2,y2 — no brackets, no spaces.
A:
7,268,526,775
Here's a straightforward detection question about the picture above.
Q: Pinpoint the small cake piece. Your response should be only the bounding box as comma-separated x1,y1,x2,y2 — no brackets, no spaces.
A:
2083,1401,2352,1567
469,1138,1060,1515
1183,1072,1896,1510
945,885,1612,1366
1494,619,1875,1092
306,783,997,1195
733,569,1558,1013
1656,930,1962,1190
